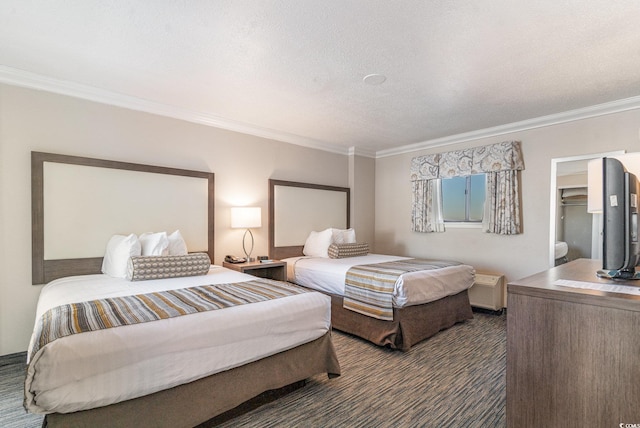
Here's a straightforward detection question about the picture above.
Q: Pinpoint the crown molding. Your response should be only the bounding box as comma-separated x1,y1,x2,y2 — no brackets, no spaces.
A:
3,66,639,160
0,66,350,156
348,146,376,158
376,96,640,158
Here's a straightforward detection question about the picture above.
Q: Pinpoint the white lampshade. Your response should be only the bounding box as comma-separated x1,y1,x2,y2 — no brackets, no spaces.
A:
231,207,262,229
587,153,640,213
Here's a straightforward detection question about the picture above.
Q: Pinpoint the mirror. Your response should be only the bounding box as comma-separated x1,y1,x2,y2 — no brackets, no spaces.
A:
549,151,625,267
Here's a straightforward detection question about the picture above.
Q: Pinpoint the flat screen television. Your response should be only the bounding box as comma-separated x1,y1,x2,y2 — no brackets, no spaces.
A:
598,157,640,279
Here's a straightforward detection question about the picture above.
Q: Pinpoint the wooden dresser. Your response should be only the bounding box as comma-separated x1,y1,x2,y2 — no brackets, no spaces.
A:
506,259,640,427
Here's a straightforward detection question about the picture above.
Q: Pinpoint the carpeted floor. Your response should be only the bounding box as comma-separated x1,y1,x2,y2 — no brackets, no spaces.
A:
0,353,43,428
1,312,505,428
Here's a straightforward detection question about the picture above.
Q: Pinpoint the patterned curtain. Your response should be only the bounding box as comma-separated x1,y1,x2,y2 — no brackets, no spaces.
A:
412,179,445,233
410,141,524,235
482,170,521,234
410,154,445,232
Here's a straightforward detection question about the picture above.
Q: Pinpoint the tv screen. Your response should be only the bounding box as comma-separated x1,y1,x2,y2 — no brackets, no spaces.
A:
599,157,640,279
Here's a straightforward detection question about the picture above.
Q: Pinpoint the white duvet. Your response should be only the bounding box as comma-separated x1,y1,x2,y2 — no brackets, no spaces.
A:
283,254,475,307
25,266,331,415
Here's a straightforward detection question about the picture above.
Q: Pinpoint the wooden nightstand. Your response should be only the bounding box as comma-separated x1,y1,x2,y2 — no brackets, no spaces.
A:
222,260,287,281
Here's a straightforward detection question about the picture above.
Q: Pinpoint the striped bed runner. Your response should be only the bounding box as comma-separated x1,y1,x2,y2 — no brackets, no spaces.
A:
343,259,460,321
31,279,308,358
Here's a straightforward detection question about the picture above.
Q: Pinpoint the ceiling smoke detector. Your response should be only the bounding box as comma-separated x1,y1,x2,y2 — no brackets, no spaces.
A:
363,74,387,85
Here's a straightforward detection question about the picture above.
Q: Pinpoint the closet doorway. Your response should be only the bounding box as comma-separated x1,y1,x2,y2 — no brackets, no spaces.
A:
557,187,590,263
549,151,624,267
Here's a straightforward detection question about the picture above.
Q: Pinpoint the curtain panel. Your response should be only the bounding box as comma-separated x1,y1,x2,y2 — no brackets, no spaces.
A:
410,140,524,235
411,179,445,233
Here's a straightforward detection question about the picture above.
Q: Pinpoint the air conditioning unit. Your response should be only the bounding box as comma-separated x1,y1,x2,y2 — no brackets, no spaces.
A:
468,271,505,312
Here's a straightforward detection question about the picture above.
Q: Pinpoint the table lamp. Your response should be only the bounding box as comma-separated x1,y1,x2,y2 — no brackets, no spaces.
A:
231,207,262,262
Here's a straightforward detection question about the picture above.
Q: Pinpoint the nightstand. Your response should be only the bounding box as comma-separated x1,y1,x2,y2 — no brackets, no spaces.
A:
222,260,287,281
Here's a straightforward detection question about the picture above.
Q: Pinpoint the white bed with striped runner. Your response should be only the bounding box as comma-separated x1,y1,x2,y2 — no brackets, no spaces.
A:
25,266,331,415
285,254,475,322
31,279,308,357
343,259,463,320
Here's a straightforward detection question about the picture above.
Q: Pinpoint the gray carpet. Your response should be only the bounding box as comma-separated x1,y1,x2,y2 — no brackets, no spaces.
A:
1,312,505,428
0,352,43,428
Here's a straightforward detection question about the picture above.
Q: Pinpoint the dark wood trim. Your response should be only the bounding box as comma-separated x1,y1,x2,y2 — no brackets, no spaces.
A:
31,152,45,285
44,258,104,282
31,151,213,179
268,179,350,260
31,152,215,284
208,174,215,266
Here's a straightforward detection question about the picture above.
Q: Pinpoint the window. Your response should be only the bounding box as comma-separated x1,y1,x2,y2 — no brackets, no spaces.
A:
441,174,486,222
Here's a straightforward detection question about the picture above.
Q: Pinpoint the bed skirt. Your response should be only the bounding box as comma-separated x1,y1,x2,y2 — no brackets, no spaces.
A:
330,289,473,351
43,331,341,428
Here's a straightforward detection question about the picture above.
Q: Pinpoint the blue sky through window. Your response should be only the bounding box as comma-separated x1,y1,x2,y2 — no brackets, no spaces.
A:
442,174,485,222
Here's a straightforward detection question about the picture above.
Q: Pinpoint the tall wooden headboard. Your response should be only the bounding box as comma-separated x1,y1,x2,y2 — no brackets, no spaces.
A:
268,179,350,260
32,152,214,284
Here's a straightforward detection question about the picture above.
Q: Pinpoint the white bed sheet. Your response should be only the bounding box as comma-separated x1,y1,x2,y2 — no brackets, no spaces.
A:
25,265,331,415
284,254,475,307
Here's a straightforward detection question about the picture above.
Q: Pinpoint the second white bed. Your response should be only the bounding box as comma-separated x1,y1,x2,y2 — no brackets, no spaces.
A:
285,254,475,307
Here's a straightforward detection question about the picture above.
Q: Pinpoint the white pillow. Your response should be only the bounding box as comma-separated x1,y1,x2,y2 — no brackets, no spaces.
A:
303,228,333,258
167,230,188,255
331,228,356,244
101,234,142,278
139,232,169,256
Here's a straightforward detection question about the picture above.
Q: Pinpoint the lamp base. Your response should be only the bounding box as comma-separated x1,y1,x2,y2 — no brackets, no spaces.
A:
242,229,255,263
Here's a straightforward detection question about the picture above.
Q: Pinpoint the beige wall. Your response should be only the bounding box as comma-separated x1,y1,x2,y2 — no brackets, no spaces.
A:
349,153,375,246
3,81,640,355
0,84,350,355
375,109,640,286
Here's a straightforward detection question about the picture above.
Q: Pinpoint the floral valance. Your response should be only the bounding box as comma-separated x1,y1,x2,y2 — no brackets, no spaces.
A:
410,140,525,181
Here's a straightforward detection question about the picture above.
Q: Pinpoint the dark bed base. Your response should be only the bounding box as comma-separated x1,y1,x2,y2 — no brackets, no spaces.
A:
43,332,340,428
329,290,473,351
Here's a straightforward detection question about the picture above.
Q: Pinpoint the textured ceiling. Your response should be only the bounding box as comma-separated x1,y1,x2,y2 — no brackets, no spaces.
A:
2,1,640,156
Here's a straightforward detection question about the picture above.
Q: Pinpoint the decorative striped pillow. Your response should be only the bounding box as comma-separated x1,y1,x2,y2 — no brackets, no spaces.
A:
328,243,369,259
126,253,211,281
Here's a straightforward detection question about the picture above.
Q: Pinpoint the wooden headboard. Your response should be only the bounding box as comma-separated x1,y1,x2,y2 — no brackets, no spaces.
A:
32,152,214,284
268,179,350,260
